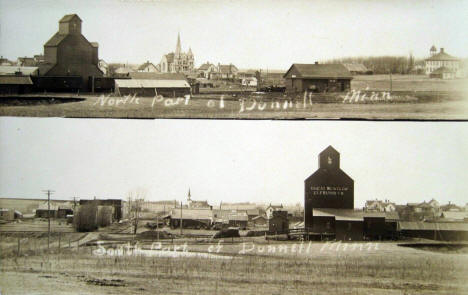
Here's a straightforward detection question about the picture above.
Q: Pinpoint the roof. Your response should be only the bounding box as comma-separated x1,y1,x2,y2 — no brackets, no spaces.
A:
219,64,238,74
170,208,212,220
267,204,283,209
129,72,186,80
137,62,157,71
320,145,339,156
44,32,68,47
399,221,468,231
114,67,135,74
115,79,190,89
0,66,38,76
59,14,82,23
284,63,353,79
198,63,214,71
425,51,459,61
0,76,33,85
252,215,267,220
343,63,368,72
313,208,386,221
431,66,457,74
441,211,468,220
90,42,99,48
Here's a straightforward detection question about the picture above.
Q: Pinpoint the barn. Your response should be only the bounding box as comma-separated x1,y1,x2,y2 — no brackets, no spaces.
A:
283,63,352,93
115,79,191,97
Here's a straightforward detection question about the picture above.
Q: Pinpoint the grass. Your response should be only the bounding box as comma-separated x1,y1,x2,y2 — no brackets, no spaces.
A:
1,233,468,294
1,75,467,119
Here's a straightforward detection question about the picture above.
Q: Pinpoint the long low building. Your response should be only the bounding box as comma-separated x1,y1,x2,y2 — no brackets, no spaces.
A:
399,221,468,241
115,79,191,97
312,208,396,241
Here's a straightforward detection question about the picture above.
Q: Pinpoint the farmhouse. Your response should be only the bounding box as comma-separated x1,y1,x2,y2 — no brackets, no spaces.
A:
283,63,352,93
38,14,103,91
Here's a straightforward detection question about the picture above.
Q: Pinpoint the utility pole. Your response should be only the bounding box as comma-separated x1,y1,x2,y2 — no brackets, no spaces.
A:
42,189,55,251
180,201,183,236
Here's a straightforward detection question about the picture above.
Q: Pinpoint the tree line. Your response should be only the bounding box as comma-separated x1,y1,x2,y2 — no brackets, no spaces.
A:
324,54,423,74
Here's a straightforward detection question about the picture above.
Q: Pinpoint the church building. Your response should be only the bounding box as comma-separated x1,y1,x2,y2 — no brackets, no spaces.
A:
159,33,195,74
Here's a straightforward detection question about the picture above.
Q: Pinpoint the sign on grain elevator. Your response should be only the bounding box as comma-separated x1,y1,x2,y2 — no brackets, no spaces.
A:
304,146,354,228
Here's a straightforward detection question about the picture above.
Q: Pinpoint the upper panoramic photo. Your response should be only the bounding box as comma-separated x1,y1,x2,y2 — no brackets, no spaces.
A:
0,0,467,120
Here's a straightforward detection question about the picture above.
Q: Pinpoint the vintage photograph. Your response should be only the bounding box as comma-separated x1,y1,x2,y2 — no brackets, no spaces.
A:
0,0,467,119
1,118,468,294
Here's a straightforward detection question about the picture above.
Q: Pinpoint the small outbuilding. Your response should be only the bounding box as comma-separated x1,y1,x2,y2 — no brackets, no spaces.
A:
0,76,34,94
283,63,352,93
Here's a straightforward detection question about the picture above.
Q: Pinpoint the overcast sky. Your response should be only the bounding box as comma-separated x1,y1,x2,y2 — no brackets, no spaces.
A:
1,0,467,69
1,117,467,208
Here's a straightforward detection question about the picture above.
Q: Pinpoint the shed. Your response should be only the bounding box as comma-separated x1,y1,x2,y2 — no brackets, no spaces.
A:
115,79,190,97
398,221,468,241
283,63,352,93
0,76,34,94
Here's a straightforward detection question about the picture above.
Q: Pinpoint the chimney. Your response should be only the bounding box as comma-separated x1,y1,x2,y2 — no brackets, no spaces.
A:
440,48,444,53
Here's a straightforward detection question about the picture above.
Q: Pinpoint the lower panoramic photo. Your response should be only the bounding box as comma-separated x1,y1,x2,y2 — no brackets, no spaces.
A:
0,118,467,294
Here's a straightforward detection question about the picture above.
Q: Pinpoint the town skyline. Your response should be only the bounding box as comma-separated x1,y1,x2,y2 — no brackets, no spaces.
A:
1,117,467,208
1,0,467,69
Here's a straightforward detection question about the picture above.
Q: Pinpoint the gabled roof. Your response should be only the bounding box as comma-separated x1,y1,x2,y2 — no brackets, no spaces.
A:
319,145,339,156
44,32,69,47
425,51,459,61
137,62,157,71
198,63,214,71
219,64,238,74
284,63,353,79
59,14,82,23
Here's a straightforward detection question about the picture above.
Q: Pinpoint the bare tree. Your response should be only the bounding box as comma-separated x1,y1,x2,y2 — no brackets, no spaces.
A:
126,188,147,235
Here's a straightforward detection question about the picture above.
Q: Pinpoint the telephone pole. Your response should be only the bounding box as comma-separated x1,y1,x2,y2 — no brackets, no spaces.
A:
180,201,183,236
42,189,55,251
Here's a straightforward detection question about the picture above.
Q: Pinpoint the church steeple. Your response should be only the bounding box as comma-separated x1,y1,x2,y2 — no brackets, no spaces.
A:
175,32,182,57
187,188,191,201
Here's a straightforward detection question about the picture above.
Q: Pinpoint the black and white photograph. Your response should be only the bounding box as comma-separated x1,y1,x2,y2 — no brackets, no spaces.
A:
0,0,467,119
1,1,468,295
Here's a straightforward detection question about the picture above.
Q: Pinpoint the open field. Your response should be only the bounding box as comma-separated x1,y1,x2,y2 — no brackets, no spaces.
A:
1,75,467,119
1,231,468,294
